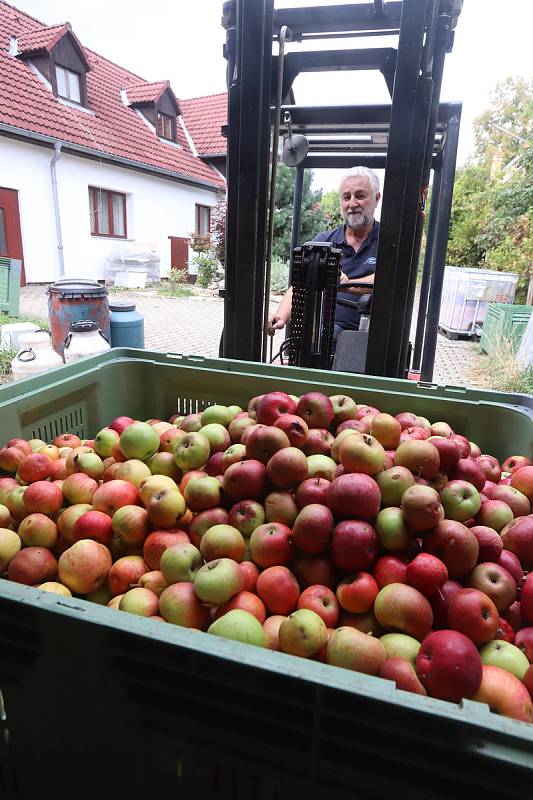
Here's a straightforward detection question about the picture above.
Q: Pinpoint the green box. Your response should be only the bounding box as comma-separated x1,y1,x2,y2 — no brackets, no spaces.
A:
0,350,532,799
480,303,533,356
0,257,21,317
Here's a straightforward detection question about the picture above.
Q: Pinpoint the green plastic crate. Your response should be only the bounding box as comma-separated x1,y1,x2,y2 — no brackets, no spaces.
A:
480,303,533,356
0,350,532,799
0,257,21,317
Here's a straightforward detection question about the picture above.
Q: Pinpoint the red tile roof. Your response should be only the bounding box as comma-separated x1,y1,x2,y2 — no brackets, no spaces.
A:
17,23,67,54
125,80,170,106
0,1,225,188
180,92,227,156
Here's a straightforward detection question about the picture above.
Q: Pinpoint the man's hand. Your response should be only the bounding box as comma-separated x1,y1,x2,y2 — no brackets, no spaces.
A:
267,313,287,336
338,271,374,294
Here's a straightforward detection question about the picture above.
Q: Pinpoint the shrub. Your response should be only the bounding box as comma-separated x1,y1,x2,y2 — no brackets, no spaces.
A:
194,253,222,289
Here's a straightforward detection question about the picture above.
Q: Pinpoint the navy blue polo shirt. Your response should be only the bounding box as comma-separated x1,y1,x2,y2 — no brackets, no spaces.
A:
313,220,380,330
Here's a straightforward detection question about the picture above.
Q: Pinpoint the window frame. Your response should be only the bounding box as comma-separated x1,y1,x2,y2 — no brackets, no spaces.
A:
89,187,127,239
55,64,82,104
195,204,211,238
157,111,175,142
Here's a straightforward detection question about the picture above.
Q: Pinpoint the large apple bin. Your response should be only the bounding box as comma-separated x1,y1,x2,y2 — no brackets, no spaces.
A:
0,349,531,799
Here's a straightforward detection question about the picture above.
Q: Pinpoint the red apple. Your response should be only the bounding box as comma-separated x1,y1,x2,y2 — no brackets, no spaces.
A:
500,515,533,569
108,416,135,435
22,480,63,516
449,434,471,458
422,519,479,579
8,546,58,585
467,562,516,612
227,500,264,538
264,491,298,526
255,391,296,426
447,588,500,645
92,480,139,516
239,560,259,592
427,436,461,471
416,630,482,702
510,466,533,501
295,477,331,509
472,665,533,723
273,414,309,449
378,657,427,695
469,525,503,563
521,573,533,625
58,539,112,594
298,584,339,627
255,566,300,615
498,549,524,585
399,426,431,442
108,555,148,596
515,627,533,661
373,555,408,588
249,521,294,568
291,503,334,555
406,553,448,597
495,617,515,644
263,615,286,650
291,554,338,590
296,392,335,430
214,590,267,624
158,581,210,629
374,582,433,640
266,446,308,490
245,425,290,464
394,440,440,480
327,473,380,521
430,579,463,629
476,454,502,483
223,460,268,502
501,455,532,474
336,572,378,614
401,484,442,531
489,485,530,517
331,519,378,573
72,510,113,545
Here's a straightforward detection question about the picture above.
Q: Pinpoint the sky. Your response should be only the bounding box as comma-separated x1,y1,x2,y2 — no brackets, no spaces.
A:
7,0,533,192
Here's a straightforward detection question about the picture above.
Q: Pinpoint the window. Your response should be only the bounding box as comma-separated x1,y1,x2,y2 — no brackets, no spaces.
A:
89,188,127,238
55,65,81,103
157,112,175,141
196,204,211,237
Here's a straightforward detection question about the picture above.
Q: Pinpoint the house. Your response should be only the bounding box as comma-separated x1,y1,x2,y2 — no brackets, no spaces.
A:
0,0,227,285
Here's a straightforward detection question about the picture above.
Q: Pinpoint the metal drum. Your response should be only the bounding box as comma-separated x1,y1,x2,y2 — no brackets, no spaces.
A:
47,279,110,358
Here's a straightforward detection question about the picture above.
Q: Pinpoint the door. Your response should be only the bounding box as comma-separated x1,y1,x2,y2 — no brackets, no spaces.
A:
0,188,26,286
169,236,190,271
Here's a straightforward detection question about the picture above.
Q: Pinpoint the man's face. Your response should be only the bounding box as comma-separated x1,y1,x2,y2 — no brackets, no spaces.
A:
340,176,380,231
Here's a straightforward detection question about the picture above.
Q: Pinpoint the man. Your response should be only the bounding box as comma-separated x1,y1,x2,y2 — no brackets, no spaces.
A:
267,166,381,341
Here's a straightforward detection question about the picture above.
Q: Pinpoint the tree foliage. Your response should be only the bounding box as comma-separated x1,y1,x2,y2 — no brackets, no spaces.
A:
272,165,327,261
448,77,532,299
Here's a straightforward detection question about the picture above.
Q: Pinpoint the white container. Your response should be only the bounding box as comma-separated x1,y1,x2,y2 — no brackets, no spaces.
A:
114,270,147,289
63,320,111,363
516,314,533,370
11,331,64,381
1,322,40,351
438,266,518,336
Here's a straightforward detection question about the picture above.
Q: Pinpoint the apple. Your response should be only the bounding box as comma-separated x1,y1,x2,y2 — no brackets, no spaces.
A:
61,473,99,505
394,440,440,480
521,573,533,625
426,437,461,472
158,581,210,629
266,446,308,490
174,432,211,471
279,608,327,658
237,561,259,593
416,630,482,702
0,444,30,473
370,413,401,449
72,510,113,545
329,394,358,426
338,433,385,476
198,423,232,455
405,554,448,597
118,421,159,462
208,609,266,647
273,414,309,449
375,466,415,508
336,572,378,614
119,587,160,617
255,565,300,615
400,426,430,442
479,639,530,680
326,626,387,675
302,428,334,457
108,555,148,596
194,557,243,605
469,525,503,563
298,584,339,627
475,454,502,483
356,404,380,421
183,476,222,512
291,504,334,556
373,555,408,588
336,419,367,434
227,499,265,537
374,507,412,552
378,657,427,695
200,404,235,428
331,519,378,573
514,627,533,661
500,515,533,569
18,452,55,484
264,491,298,528
379,632,421,665
145,487,186,529
219,444,246,474
137,570,167,597
245,425,290,464
295,477,331,509
338,609,383,637
473,665,533,723
296,392,334,430
108,416,134,435
160,542,203,583
0,528,22,570
111,505,150,546
38,581,72,597
214,590,266,623
263,615,286,650
292,554,338,591
223,460,268,503
58,539,112,594
327,474,380,521
249,521,293,568
448,458,486,492
374,583,433,640
142,529,190,570
422,519,479,579
92,480,139,516
306,454,337,481
447,588,500,645
489,484,530,517
476,499,513,533
400,484,442,531
158,427,186,453
255,392,296,426
467,562,516,612
0,477,18,506
7,546,58,585
114,459,152,488
228,415,256,443
439,480,481,523
200,523,245,562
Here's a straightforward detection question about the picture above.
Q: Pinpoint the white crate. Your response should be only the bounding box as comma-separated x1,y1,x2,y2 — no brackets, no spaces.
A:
114,271,147,289
438,266,518,335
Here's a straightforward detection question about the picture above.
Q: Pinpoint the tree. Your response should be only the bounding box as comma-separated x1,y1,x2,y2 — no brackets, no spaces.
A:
272,165,326,261
447,76,532,299
320,190,344,230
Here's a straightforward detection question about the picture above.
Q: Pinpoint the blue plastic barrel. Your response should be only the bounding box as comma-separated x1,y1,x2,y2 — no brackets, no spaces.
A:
109,302,144,348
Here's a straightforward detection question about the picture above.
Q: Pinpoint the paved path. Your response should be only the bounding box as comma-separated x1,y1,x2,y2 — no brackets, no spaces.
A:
19,283,488,388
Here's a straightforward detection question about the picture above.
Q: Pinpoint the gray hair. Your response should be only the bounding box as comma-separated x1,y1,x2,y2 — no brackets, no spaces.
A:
339,167,380,196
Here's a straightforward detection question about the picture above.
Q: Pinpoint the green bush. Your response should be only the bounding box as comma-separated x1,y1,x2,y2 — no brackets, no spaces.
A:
158,268,194,297
269,257,290,294
194,253,221,289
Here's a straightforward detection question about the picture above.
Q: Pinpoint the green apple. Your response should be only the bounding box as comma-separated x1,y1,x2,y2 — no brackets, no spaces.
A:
0,528,22,571
173,432,211,470
119,421,160,461
375,507,413,552
379,633,421,665
278,608,327,658
479,640,530,680
199,423,231,454
306,454,337,481
201,405,235,427
208,609,266,647
194,557,243,605
93,427,120,458
160,542,203,584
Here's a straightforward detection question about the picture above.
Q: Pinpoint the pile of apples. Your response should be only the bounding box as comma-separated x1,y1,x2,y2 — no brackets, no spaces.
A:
0,389,532,725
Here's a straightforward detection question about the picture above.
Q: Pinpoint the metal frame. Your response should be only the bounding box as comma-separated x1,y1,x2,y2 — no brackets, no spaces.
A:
222,0,462,379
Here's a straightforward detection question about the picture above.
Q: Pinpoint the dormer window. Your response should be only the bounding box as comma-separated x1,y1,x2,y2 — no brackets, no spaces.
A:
157,112,175,141
55,65,81,103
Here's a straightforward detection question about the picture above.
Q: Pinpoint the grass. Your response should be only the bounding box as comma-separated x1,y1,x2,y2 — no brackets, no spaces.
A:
474,337,533,394
157,269,195,298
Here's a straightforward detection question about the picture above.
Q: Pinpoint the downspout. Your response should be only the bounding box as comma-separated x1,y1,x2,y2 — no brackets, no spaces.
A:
50,142,65,277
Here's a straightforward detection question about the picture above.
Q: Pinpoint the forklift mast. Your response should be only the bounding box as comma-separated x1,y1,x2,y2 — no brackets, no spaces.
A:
221,1,462,381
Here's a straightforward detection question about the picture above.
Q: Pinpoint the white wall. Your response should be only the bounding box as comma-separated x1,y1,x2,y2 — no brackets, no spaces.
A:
0,136,220,283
